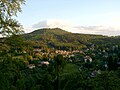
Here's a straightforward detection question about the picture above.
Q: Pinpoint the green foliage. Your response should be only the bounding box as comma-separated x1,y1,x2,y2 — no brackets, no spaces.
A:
23,28,106,50
35,53,43,59
89,71,120,90
1,27,120,90
5,35,25,47
0,0,25,36
107,55,118,71
54,54,66,73
23,28,120,50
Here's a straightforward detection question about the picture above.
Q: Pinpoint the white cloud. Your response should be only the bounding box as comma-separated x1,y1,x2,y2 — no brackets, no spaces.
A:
23,27,34,33
32,21,47,29
23,19,120,36
72,26,120,36
32,19,74,31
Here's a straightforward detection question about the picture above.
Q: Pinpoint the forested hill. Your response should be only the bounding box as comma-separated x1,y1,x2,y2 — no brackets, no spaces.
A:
23,28,120,50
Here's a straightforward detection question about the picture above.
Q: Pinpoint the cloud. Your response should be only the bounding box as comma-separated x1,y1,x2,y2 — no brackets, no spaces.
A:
72,26,120,36
32,19,73,31
23,27,34,33
32,21,47,29
23,19,120,36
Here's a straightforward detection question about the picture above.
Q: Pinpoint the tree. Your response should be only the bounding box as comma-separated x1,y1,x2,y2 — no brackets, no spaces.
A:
54,54,66,90
89,71,120,90
62,72,88,90
107,55,118,71
5,34,25,48
0,0,25,36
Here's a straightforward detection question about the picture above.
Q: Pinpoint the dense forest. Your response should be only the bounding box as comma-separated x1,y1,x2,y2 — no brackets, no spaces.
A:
23,28,120,50
1,28,120,90
1,0,120,90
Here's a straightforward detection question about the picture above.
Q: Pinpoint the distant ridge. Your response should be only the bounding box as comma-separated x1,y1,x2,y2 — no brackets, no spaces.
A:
23,28,120,50
29,28,71,35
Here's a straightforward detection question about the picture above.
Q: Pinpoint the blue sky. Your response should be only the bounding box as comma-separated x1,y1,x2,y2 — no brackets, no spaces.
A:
16,0,120,35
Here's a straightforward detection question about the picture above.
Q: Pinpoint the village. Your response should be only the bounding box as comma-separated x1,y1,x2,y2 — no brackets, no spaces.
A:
11,44,119,78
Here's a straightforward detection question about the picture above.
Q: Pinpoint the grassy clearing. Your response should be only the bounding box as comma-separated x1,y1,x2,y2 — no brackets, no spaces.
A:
62,63,79,74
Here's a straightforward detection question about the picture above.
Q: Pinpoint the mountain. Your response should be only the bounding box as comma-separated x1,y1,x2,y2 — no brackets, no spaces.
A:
23,28,120,50
22,28,102,49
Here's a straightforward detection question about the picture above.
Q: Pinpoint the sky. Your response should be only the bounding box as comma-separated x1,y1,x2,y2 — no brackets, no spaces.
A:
16,0,120,36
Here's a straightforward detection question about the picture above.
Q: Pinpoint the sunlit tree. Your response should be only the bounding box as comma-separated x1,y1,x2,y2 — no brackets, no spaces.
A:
0,0,25,36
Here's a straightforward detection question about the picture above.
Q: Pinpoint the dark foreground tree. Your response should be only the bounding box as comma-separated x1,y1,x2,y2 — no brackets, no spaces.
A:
89,71,120,90
54,54,66,90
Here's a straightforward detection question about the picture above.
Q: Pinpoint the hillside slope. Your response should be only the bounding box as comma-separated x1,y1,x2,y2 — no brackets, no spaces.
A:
23,28,120,50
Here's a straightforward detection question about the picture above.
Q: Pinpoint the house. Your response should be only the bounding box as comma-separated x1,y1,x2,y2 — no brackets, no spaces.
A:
41,61,49,65
27,64,35,69
84,56,92,63
33,49,41,52
90,70,101,77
